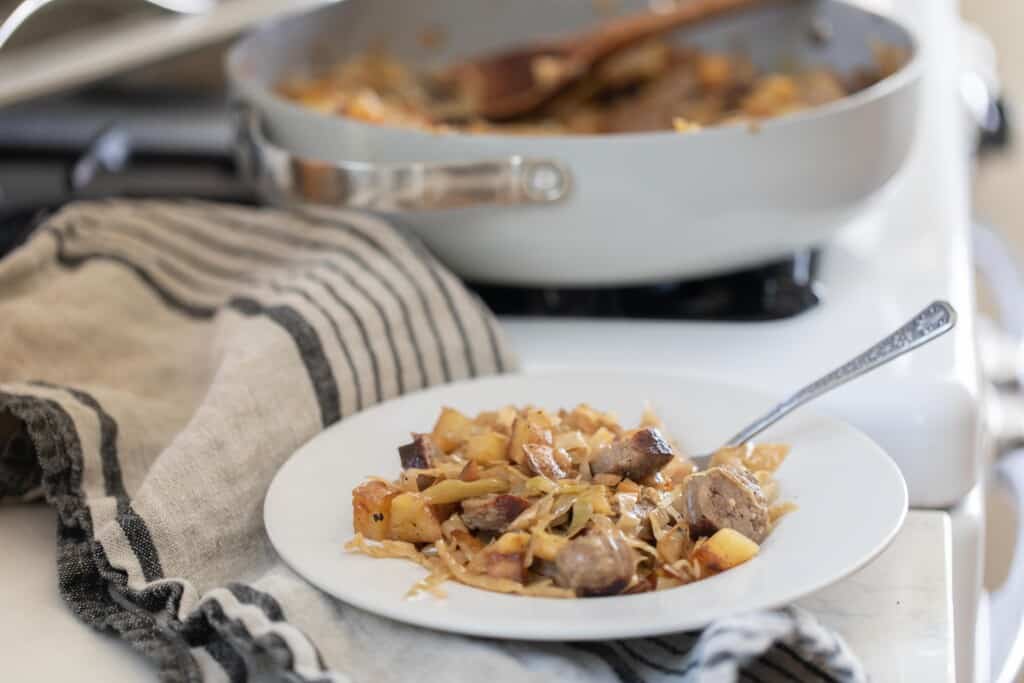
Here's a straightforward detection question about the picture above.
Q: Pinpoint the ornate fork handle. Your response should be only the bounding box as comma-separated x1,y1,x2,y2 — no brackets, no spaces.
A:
723,300,958,447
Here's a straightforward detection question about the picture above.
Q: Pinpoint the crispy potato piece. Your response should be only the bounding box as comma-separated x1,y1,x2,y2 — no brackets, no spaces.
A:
482,531,531,582
493,406,517,434
693,528,759,572
389,492,444,543
465,431,510,464
508,416,553,467
586,426,616,452
352,480,401,540
432,407,474,453
564,404,602,433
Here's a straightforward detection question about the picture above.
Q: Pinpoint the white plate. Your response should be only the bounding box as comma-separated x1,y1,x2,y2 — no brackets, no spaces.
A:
264,370,907,641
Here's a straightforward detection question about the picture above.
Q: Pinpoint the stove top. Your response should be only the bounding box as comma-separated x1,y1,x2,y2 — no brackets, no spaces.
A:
472,251,820,321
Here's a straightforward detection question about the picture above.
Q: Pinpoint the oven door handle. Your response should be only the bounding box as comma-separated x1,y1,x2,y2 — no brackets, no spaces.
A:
235,108,572,211
991,449,1024,683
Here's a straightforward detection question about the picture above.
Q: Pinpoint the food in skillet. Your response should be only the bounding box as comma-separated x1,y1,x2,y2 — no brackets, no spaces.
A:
346,404,794,598
279,38,908,135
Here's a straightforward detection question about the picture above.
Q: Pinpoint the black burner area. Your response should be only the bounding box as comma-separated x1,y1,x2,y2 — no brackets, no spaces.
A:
470,250,821,321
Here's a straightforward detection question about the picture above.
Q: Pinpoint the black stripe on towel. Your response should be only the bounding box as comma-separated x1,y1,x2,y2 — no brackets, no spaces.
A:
229,297,341,427
775,642,844,683
226,583,286,621
291,208,457,383
269,281,360,414
48,228,216,319
0,390,199,680
570,643,646,683
619,641,697,676
127,205,399,399
52,226,343,429
175,202,433,389
227,583,330,672
205,641,248,683
34,382,165,582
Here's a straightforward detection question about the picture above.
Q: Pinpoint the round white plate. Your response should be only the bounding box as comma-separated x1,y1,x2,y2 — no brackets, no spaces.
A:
264,370,907,641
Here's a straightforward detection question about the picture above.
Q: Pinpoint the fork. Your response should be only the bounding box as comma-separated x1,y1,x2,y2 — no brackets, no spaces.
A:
688,300,958,470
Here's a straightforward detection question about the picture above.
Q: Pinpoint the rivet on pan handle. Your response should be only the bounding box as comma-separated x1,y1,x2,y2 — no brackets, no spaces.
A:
236,107,572,211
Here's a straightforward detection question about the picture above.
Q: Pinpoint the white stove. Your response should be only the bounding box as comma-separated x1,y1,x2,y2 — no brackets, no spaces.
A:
0,1,1016,682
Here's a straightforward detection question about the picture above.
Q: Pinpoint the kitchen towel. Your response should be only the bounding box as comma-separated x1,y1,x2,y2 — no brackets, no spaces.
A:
0,199,865,683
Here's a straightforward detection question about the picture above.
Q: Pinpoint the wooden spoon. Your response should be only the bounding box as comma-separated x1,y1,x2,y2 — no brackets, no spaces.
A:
442,0,769,121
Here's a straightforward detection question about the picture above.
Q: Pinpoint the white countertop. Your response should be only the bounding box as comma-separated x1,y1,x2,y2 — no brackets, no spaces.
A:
1,504,953,682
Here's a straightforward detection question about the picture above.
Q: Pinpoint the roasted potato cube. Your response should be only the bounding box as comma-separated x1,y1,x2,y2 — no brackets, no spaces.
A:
508,416,553,467
352,480,400,541
564,404,601,433
432,407,474,453
494,406,517,434
586,426,616,451
482,532,530,582
388,492,444,543
693,528,759,572
465,431,510,464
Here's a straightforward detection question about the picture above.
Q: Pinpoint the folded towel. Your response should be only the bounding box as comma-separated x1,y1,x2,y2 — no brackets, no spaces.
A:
0,200,865,683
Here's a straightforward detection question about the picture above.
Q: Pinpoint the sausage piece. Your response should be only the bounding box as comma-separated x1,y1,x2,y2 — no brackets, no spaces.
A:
460,494,531,533
590,428,674,481
554,522,636,597
679,465,769,543
398,433,439,470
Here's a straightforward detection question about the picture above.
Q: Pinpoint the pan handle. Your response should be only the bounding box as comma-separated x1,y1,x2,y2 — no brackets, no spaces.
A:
236,107,572,211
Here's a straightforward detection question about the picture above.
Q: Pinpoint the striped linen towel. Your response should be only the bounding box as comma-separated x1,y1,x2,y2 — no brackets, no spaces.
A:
0,200,865,683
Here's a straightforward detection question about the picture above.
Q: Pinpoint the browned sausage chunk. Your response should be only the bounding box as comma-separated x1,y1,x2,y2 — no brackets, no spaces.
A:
590,428,674,481
679,465,769,543
554,523,636,596
398,433,439,470
460,494,531,533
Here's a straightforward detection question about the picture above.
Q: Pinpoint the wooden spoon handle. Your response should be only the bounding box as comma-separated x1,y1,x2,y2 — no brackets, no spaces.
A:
574,0,769,61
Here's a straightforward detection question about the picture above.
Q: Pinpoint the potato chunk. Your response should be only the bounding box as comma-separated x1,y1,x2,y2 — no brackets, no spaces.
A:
388,492,443,543
481,531,530,582
693,528,759,572
352,480,400,541
432,407,474,453
465,431,510,464
508,414,553,466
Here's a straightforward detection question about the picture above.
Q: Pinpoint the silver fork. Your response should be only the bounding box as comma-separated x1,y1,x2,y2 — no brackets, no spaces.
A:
0,0,216,51
688,300,958,470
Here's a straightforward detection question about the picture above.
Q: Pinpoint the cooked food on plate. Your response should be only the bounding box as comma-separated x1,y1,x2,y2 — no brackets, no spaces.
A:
347,404,795,598
279,39,908,135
